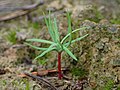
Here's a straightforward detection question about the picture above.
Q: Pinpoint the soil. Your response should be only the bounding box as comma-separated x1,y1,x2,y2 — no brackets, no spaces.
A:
0,0,120,90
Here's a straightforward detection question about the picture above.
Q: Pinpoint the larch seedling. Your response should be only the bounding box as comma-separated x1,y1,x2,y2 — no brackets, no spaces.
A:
25,11,89,79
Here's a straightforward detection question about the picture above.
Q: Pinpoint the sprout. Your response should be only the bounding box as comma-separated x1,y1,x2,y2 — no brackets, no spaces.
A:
25,11,89,79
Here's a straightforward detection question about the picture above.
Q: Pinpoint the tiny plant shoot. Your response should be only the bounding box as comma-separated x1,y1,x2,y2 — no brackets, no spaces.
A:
25,11,89,79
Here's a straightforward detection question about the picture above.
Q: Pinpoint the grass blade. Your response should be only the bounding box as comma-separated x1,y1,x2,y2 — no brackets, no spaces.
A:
64,34,88,46
48,11,56,42
25,43,48,51
34,44,56,60
61,27,90,44
71,34,88,43
26,38,54,44
66,12,72,47
53,18,60,42
43,11,55,42
63,46,77,61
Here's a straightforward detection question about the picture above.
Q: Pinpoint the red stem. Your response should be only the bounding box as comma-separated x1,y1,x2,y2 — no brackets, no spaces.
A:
58,52,63,79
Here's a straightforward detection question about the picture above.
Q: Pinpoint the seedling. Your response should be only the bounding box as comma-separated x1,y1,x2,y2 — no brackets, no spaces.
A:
25,12,89,79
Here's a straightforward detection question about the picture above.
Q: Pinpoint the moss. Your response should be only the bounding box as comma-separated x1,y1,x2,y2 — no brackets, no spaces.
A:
110,18,120,24
32,22,40,29
37,59,48,65
6,31,17,44
86,6,104,23
1,80,7,86
103,79,114,90
71,67,88,78
117,86,120,90
0,78,31,90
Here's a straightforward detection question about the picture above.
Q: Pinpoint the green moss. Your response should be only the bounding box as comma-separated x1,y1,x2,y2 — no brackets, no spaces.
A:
38,59,48,65
87,6,104,23
103,79,114,90
23,79,30,90
32,22,40,29
6,31,17,44
2,80,7,86
71,67,88,78
110,18,120,24
0,78,31,90
117,86,120,90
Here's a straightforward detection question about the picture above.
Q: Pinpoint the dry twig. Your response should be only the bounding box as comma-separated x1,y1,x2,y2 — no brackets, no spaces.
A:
0,0,44,21
24,72,58,90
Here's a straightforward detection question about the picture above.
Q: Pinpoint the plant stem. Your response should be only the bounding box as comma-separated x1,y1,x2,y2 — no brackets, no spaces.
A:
58,52,63,79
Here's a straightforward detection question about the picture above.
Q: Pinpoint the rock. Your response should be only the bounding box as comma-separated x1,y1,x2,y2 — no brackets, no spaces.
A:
0,68,6,75
101,38,109,43
99,19,110,26
96,41,104,50
47,1,63,11
84,86,93,90
111,59,120,67
81,20,97,28
16,31,27,42
72,5,93,19
107,25,119,33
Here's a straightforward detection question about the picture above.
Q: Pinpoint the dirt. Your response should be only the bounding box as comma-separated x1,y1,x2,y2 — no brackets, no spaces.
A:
0,0,120,90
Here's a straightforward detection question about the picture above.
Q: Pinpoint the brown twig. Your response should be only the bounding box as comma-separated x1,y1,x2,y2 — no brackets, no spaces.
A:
24,72,58,90
0,0,44,21
18,68,68,77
